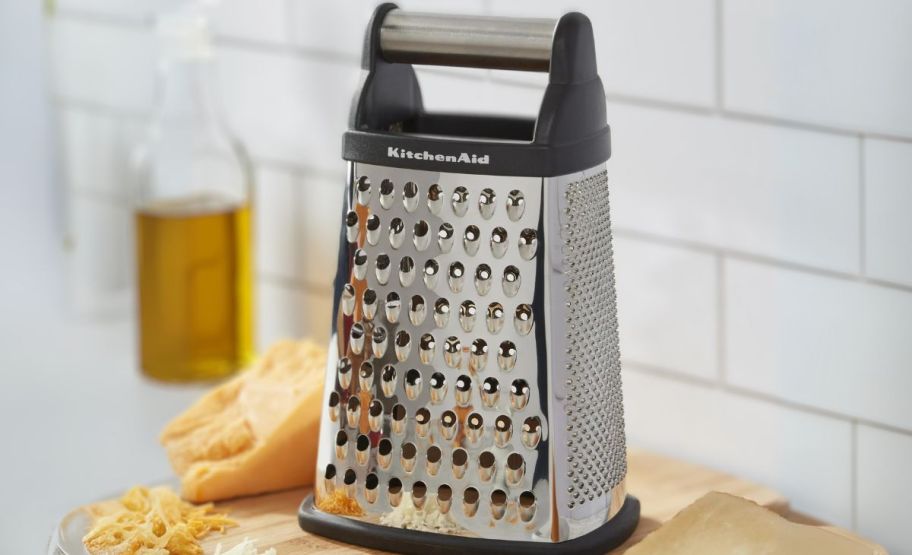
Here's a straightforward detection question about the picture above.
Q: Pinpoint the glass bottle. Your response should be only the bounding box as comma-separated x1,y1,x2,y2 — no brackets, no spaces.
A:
132,4,254,381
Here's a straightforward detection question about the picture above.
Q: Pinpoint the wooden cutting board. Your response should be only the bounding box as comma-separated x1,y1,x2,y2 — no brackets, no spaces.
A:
199,448,790,554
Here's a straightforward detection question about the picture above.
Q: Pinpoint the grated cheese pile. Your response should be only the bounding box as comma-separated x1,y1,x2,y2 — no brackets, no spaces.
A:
379,493,463,534
315,489,365,517
82,485,236,555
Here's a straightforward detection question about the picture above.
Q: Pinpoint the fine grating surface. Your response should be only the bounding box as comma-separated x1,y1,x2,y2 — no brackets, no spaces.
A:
563,171,627,508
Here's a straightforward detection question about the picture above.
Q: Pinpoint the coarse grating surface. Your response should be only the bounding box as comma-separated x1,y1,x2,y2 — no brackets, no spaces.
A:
316,164,552,541
562,170,627,508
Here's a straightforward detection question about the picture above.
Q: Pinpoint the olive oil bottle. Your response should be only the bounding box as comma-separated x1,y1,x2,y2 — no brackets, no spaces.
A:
132,5,254,381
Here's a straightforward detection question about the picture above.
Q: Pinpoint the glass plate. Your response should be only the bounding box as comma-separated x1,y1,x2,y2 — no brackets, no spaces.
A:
47,506,93,555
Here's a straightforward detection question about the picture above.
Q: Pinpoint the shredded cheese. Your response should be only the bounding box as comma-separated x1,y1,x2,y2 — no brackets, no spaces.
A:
315,489,365,517
379,493,463,534
213,537,277,555
83,485,236,555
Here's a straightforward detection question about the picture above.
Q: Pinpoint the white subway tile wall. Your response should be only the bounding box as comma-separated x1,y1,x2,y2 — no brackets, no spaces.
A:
856,426,912,551
725,259,912,432
864,138,912,288
624,370,854,527
50,0,912,551
723,0,912,138
613,236,719,380
608,103,862,274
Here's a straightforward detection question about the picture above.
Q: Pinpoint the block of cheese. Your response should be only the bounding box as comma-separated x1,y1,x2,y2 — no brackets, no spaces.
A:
160,339,326,502
627,491,885,555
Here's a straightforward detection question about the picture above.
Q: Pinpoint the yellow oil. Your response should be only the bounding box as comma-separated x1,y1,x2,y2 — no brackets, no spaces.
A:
135,194,254,381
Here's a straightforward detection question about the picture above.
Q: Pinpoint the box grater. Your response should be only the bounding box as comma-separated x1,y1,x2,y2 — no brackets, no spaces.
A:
299,4,639,553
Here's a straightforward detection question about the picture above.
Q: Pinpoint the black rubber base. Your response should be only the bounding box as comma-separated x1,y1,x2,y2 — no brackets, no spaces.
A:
299,493,640,555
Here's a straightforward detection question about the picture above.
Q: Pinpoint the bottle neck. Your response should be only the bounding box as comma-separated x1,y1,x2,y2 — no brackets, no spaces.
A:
154,58,223,126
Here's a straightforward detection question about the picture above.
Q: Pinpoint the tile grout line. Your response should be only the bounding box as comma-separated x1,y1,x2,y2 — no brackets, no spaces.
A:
49,10,912,145
291,172,307,294
624,361,912,439
715,254,727,384
850,420,859,531
613,227,912,295
858,137,867,276
714,0,725,111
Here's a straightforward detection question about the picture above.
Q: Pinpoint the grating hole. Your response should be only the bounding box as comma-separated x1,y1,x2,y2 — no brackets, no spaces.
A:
388,478,402,494
449,261,464,278
324,464,336,480
441,410,457,426
463,487,479,504
506,189,525,221
392,403,406,421
479,451,495,468
378,438,392,456
427,445,442,463
415,407,431,424
481,377,500,407
344,469,357,485
427,183,443,213
452,448,468,466
451,186,469,215
380,178,394,197
522,416,542,448
479,188,496,219
359,361,373,381
511,379,530,410
520,491,535,507
438,484,452,501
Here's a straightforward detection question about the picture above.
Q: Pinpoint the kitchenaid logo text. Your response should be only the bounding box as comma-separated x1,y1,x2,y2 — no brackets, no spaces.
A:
387,147,490,165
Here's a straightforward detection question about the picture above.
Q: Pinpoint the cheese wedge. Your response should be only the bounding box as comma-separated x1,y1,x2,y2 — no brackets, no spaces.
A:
628,491,885,555
160,339,326,502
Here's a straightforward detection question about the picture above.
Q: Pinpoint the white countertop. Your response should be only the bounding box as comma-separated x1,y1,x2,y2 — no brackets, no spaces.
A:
0,302,209,553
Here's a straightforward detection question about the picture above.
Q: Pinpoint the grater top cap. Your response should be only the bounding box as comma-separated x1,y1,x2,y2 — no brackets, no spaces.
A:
342,4,610,178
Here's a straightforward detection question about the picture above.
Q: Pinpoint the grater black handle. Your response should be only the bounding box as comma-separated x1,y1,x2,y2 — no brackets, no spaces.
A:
345,3,609,177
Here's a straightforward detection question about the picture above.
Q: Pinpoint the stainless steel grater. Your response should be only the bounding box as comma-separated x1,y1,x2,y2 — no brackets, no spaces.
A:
299,4,639,553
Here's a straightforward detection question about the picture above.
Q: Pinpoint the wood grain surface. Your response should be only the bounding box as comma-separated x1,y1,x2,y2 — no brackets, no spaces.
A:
199,448,790,554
